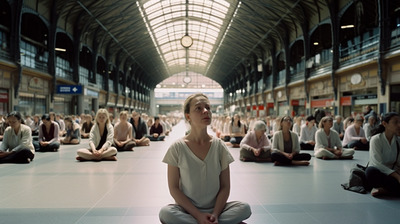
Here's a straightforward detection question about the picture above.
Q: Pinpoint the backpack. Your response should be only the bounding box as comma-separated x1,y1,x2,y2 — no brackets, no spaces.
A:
341,163,371,194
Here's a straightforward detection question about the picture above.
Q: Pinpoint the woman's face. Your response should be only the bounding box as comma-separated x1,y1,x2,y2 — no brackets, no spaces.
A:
324,119,333,129
368,117,376,125
308,119,315,127
65,120,72,127
255,129,266,138
97,113,108,124
85,116,92,122
120,114,127,122
7,116,21,130
42,119,51,126
384,116,400,136
281,117,292,129
187,96,211,126
354,120,363,128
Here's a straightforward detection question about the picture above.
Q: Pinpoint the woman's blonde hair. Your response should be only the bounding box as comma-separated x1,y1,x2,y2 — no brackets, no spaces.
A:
119,110,129,117
318,116,333,129
95,108,110,125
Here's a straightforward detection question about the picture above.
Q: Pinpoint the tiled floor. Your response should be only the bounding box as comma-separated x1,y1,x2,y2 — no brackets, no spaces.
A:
1,121,400,224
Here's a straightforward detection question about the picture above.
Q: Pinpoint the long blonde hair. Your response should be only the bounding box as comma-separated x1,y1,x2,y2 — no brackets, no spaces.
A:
95,108,110,125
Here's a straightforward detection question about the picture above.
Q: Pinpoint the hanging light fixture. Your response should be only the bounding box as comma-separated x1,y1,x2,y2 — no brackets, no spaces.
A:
182,0,192,84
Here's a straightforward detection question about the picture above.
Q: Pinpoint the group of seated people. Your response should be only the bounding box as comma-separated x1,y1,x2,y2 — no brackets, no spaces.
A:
0,109,176,163
211,107,400,197
212,107,382,165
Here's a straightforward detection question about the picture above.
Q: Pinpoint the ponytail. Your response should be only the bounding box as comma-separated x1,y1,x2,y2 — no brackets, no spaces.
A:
371,112,399,137
371,124,385,137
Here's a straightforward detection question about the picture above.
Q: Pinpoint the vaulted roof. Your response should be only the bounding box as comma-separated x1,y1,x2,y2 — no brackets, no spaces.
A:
46,0,326,88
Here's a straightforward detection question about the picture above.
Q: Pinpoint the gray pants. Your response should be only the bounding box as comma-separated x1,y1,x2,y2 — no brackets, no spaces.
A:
159,201,251,224
240,148,271,162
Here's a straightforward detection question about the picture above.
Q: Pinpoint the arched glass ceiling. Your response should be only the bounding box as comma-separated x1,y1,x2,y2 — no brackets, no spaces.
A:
137,0,230,75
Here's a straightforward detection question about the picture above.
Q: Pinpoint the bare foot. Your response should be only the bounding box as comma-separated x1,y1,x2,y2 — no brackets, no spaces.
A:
76,156,86,161
292,160,310,166
371,188,388,197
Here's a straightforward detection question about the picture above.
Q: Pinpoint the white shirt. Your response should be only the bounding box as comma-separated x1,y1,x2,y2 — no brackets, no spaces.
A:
315,129,342,151
292,123,301,136
299,124,317,143
369,133,400,175
342,124,366,147
162,137,234,209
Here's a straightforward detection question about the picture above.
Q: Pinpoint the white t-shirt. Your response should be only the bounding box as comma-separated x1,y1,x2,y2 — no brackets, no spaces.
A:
162,136,234,209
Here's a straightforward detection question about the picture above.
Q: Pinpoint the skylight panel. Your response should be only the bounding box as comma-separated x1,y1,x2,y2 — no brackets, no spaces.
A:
139,0,230,76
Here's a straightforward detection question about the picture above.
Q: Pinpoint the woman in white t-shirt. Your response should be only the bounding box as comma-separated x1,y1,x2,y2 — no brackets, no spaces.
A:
159,93,251,224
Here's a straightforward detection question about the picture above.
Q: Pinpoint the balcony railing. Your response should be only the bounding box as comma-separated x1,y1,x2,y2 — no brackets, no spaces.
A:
79,67,89,86
277,70,285,86
56,56,73,80
340,28,379,65
96,73,104,89
20,40,48,72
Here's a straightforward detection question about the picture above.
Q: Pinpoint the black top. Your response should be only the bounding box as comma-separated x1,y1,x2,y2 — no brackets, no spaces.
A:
130,117,148,139
96,128,108,150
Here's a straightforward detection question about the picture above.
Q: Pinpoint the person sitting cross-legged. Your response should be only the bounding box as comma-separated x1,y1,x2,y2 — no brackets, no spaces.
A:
314,116,355,160
159,93,251,224
271,116,311,166
342,115,369,150
61,116,81,145
80,114,93,139
34,114,60,152
239,120,272,162
366,112,400,197
147,116,165,141
76,109,117,161
113,111,136,151
129,111,150,146
299,115,317,151
0,111,35,164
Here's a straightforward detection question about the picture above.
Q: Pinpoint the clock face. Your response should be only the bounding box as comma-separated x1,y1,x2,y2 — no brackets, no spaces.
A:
183,76,191,83
181,35,193,48
351,73,362,85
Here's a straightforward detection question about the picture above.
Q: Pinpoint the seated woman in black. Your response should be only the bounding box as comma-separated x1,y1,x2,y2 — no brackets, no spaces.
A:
130,111,150,146
271,116,311,166
147,116,165,141
0,111,35,163
34,114,61,152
